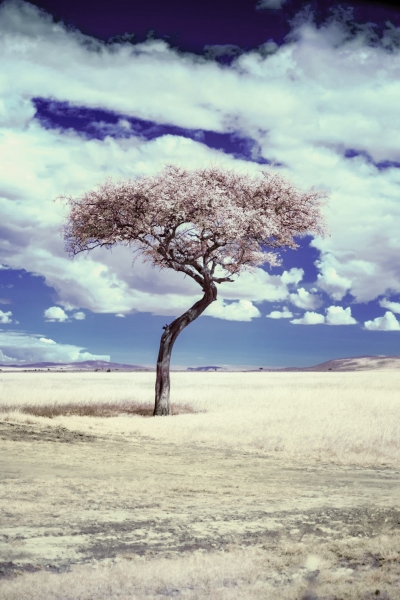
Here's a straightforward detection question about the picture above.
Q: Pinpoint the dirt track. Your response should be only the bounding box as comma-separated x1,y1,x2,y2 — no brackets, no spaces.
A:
1,419,399,581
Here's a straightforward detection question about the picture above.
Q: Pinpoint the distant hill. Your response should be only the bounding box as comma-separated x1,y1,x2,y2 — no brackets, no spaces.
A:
187,356,400,372
1,356,400,372
0,360,150,371
187,366,223,371
273,355,400,372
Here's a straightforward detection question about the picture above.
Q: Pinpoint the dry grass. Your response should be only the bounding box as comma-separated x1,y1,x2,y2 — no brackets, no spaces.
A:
0,370,399,467
0,400,197,418
1,371,399,599
1,532,399,599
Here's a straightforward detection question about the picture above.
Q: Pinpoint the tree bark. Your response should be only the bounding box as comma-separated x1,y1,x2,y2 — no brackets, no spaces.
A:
154,281,217,416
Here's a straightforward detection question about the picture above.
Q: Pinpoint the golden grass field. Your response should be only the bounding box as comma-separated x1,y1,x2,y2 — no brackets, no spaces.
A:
0,371,399,599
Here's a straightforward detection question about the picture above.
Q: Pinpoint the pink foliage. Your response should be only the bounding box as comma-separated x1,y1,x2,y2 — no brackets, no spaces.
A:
62,164,328,289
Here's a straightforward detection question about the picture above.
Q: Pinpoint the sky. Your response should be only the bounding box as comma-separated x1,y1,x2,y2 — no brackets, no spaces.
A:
1,0,400,368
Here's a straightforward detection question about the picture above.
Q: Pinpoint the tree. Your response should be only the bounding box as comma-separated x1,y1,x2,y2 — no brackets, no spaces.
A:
62,164,327,416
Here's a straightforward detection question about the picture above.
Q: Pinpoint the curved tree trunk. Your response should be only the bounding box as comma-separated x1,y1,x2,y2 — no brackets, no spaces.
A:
154,281,217,416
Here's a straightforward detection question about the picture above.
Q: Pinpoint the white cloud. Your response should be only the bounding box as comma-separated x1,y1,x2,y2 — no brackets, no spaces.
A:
266,306,293,319
379,298,400,314
0,1,400,318
364,311,400,331
0,309,12,324
72,311,85,320
44,306,69,322
291,311,325,325
256,0,287,10
289,287,322,310
204,299,261,321
0,330,110,363
325,305,357,325
290,305,357,325
44,307,85,322
89,118,133,138
281,268,304,286
216,267,298,304
39,337,56,344
115,313,125,318
0,349,14,363
315,254,352,301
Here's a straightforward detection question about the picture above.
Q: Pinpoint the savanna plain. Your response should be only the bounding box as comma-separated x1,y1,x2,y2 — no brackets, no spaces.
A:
0,370,399,599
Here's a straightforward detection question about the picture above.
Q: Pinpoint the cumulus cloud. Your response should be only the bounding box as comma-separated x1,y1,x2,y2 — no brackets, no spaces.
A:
291,311,325,325
204,299,261,321
0,330,110,363
379,298,400,314
39,337,56,344
44,306,69,322
215,267,300,305
88,118,133,138
1,0,400,320
291,305,357,325
325,305,357,325
364,311,400,331
204,44,242,60
315,255,352,301
0,310,12,324
289,287,323,310
44,307,85,322
72,311,85,320
281,268,303,286
256,0,287,10
0,349,15,363
266,306,293,318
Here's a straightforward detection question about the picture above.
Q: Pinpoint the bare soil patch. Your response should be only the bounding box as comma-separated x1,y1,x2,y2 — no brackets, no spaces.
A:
0,421,97,444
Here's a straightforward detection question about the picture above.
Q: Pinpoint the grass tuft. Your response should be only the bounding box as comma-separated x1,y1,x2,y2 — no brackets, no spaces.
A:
0,400,198,419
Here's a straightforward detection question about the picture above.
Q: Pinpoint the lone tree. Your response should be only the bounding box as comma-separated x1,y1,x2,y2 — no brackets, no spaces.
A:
62,165,327,415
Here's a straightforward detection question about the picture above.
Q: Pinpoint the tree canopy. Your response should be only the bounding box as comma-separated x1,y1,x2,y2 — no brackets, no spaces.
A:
63,164,327,290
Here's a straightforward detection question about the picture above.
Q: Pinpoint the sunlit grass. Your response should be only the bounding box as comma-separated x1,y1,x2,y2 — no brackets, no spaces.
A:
0,370,399,468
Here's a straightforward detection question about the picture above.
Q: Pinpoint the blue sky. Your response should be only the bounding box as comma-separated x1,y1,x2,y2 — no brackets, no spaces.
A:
1,0,400,368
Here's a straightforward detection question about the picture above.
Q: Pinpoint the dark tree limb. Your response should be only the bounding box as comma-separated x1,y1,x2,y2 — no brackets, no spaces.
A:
154,281,218,416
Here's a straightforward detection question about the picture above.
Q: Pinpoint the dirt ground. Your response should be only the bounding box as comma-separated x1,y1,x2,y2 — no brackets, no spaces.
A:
0,416,399,592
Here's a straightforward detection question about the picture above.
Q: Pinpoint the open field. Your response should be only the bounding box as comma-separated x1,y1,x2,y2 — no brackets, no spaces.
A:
0,371,399,599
